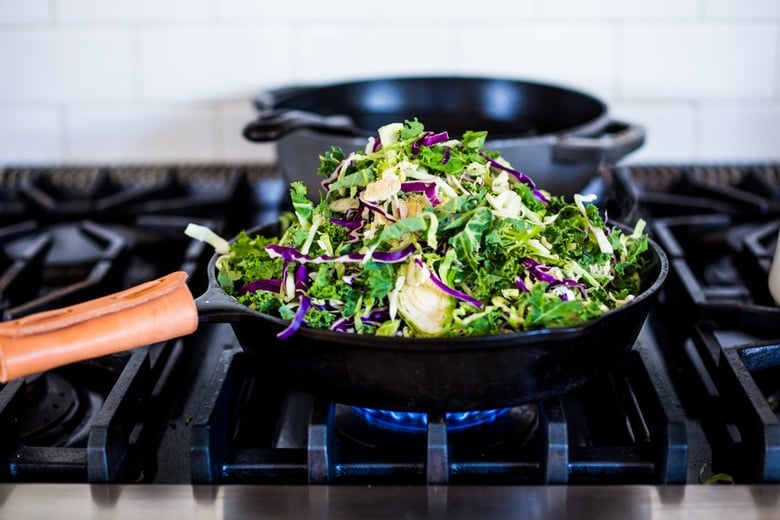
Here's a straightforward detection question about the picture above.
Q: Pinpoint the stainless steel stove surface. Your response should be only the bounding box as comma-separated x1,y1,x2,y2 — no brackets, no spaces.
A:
1,162,779,518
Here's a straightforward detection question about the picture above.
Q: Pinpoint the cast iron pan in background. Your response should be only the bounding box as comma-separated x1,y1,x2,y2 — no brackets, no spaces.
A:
243,76,646,198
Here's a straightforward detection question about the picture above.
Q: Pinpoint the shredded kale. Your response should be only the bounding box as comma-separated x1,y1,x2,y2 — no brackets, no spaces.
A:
363,261,396,300
399,118,425,140
317,146,345,176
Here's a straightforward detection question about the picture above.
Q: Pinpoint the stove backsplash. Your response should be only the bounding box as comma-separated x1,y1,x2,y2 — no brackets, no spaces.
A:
0,162,779,486
2,4,780,168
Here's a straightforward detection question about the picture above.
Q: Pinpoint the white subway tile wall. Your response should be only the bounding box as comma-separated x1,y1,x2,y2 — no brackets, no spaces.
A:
620,23,778,100
65,104,217,161
0,28,136,101
139,24,295,101
0,0,778,165
458,23,618,97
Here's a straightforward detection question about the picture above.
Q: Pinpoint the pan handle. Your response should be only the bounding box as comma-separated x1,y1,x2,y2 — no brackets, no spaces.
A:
0,271,198,383
193,283,261,323
552,120,646,165
243,109,362,142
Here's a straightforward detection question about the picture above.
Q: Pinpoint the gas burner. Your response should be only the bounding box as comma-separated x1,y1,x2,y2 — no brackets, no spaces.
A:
336,405,539,449
0,339,192,482
350,407,512,432
17,372,103,448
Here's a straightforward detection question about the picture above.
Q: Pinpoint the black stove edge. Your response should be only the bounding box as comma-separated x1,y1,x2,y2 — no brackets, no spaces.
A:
0,484,778,519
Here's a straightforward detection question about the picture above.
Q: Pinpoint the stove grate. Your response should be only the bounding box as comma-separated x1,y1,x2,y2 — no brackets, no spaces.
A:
189,334,688,486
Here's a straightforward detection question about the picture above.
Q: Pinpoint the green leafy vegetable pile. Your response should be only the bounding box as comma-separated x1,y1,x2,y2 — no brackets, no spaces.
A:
188,119,649,339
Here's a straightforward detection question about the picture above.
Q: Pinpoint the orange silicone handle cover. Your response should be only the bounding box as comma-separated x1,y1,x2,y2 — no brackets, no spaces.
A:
0,271,198,383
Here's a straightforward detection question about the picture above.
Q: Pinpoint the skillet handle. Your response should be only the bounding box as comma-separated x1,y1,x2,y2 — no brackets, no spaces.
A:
243,109,359,142
194,283,259,323
0,271,198,383
552,120,645,164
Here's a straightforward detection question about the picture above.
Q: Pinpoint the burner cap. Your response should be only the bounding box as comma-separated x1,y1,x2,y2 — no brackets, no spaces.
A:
18,372,99,447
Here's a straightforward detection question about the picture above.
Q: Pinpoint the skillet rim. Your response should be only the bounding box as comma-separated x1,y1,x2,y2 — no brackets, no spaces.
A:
257,74,610,140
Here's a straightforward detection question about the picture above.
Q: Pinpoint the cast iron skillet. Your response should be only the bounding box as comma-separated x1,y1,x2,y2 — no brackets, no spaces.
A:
0,223,668,413
243,76,646,197
246,76,616,141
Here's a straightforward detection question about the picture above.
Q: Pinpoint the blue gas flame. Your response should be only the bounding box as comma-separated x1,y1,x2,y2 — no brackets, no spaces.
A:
353,407,511,433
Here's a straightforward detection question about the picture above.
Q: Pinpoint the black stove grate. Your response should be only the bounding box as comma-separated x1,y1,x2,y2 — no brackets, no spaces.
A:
0,163,279,483
605,163,780,224
609,163,780,485
0,339,190,482
2,161,780,485
189,331,688,485
0,213,209,483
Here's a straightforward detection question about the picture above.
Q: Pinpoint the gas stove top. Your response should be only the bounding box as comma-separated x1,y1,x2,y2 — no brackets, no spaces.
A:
0,162,778,487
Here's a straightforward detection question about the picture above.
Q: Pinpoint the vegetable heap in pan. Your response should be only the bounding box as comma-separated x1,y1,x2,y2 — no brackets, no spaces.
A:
189,119,648,339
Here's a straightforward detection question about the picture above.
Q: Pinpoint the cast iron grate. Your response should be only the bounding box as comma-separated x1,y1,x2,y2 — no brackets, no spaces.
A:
612,164,780,484
651,214,779,325
684,320,780,484
189,328,687,486
0,163,279,231
0,214,215,483
0,163,253,483
605,163,780,223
